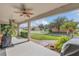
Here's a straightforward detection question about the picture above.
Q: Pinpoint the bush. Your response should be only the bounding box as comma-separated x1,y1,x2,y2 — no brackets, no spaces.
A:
20,30,28,38
54,36,70,52
49,29,52,33
74,32,79,36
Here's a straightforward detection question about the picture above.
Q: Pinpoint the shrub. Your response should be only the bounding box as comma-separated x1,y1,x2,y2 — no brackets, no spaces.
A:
20,30,28,38
74,32,79,36
49,29,52,33
54,36,70,52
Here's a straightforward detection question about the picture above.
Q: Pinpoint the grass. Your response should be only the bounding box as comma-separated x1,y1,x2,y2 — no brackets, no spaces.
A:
31,33,61,40
31,33,69,40
74,33,79,36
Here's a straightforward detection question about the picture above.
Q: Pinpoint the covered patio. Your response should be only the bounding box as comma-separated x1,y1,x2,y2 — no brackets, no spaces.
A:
0,3,79,56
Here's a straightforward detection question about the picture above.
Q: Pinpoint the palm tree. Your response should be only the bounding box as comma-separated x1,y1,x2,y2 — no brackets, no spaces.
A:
54,17,67,32
60,21,77,35
14,4,33,41
48,17,67,32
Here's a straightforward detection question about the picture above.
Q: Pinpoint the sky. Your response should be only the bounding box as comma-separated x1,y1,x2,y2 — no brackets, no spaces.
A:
20,9,79,28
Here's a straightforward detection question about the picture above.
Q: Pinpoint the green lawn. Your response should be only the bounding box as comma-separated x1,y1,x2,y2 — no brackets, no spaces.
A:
31,33,69,40
74,33,79,36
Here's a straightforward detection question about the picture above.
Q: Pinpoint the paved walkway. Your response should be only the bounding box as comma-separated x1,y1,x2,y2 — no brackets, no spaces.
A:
33,40,56,46
6,41,59,56
0,37,59,56
12,37,27,45
0,37,27,56
0,49,6,56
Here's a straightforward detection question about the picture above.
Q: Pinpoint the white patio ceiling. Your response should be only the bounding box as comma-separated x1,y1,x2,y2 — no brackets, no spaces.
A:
0,3,79,24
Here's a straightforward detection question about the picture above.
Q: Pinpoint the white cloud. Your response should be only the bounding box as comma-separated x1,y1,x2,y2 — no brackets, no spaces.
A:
76,13,79,16
32,18,48,27
19,18,49,28
19,23,28,28
73,10,79,16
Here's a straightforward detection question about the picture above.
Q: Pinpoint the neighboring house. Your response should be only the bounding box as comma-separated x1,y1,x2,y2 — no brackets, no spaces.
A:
32,27,41,31
51,27,67,33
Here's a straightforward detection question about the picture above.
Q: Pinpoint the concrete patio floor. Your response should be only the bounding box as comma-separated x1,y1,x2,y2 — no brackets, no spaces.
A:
0,49,6,56
0,37,59,56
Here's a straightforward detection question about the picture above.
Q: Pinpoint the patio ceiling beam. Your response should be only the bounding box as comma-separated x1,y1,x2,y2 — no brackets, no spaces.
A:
19,3,79,24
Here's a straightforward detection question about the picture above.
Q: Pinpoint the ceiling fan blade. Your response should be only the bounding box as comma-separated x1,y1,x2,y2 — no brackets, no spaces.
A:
29,13,34,15
26,12,34,15
20,14,23,16
26,14,30,17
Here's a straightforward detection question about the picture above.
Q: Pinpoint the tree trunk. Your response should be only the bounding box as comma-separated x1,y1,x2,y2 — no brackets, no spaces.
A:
67,30,69,35
57,27,60,32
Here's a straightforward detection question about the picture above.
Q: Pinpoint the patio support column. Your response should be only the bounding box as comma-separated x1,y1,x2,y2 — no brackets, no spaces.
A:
17,24,19,37
28,20,31,41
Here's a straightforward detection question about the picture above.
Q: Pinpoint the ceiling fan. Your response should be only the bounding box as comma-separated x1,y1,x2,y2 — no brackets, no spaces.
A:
13,4,33,18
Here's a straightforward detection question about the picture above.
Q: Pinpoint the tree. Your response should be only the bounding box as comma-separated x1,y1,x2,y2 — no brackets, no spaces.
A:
48,17,67,32
60,21,77,35
1,21,17,37
8,20,17,36
38,24,44,30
